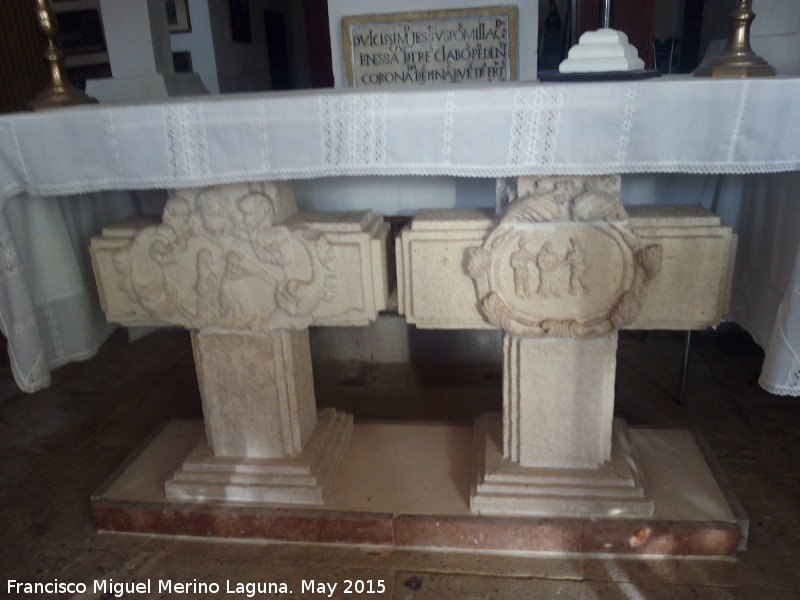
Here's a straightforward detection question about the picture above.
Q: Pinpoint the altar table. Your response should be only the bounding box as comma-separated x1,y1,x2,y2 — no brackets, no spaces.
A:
0,77,798,395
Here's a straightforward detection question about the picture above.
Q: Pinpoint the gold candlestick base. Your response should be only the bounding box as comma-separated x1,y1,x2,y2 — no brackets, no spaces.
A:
694,0,775,78
693,57,775,78
28,83,98,111
27,0,98,111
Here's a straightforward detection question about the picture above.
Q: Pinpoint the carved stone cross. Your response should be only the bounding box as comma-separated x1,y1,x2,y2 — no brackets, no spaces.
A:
91,182,389,504
398,175,735,516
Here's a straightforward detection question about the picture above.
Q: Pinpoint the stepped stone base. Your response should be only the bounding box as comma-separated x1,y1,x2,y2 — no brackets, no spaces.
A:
166,409,352,505
471,415,654,517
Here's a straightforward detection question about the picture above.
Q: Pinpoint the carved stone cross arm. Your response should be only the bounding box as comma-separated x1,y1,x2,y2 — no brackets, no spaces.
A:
90,182,390,505
91,182,389,331
398,177,735,333
397,175,736,517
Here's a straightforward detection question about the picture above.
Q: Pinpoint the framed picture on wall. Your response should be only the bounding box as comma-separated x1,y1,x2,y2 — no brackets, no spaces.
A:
166,0,191,33
229,0,251,42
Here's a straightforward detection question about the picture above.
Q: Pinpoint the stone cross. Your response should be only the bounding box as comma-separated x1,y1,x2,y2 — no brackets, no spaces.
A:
397,175,735,516
91,182,389,504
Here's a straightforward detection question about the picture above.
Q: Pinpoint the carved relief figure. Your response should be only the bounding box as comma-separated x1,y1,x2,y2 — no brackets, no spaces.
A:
195,248,221,319
536,241,567,298
566,238,589,295
218,250,248,320
510,238,537,298
510,236,590,300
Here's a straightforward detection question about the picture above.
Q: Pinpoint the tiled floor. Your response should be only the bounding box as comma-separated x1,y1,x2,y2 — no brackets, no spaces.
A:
1,325,799,599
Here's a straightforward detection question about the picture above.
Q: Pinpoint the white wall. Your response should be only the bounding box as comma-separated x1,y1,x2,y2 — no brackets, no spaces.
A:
170,0,220,93
328,0,539,86
751,0,800,36
98,0,174,77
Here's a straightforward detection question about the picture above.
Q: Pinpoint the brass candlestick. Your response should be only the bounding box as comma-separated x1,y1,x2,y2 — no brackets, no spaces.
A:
694,0,775,78
27,0,98,110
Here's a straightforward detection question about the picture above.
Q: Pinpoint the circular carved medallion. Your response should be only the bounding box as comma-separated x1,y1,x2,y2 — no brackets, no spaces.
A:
467,179,662,339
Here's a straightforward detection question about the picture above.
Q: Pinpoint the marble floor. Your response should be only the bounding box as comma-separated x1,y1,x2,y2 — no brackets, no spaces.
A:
0,325,798,599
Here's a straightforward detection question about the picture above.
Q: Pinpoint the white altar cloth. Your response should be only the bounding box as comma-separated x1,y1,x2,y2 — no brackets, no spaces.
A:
2,78,799,194
0,78,798,395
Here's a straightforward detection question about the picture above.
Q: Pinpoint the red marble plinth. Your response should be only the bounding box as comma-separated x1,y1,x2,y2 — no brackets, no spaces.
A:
93,501,740,557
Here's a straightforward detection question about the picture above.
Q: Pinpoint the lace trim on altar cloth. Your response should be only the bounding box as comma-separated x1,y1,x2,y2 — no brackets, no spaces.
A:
320,93,388,167
442,91,455,163
4,162,800,206
105,110,124,180
163,104,211,180
0,233,21,280
508,86,562,167
257,100,271,171
14,351,51,394
617,89,637,163
759,357,800,396
10,343,109,394
759,298,800,397
7,323,111,394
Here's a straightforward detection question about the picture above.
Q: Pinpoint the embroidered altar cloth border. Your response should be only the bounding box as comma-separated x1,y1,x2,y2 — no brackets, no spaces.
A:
1,77,800,202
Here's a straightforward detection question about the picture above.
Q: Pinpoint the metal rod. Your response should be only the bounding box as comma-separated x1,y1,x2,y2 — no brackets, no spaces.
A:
601,0,613,29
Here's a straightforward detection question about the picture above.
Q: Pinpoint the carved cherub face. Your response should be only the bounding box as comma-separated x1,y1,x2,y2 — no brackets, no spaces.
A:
237,193,275,230
197,248,213,265
225,251,243,269
196,191,231,235
149,239,169,259
164,198,192,236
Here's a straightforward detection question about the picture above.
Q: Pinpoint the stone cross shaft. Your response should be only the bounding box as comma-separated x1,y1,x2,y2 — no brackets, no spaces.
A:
91,182,389,504
397,175,736,516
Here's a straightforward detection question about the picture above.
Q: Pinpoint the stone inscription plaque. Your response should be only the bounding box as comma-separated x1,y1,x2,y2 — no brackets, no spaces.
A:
342,6,518,88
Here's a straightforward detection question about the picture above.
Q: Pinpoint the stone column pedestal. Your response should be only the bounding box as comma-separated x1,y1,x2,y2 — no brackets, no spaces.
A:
164,330,352,504
471,333,651,517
